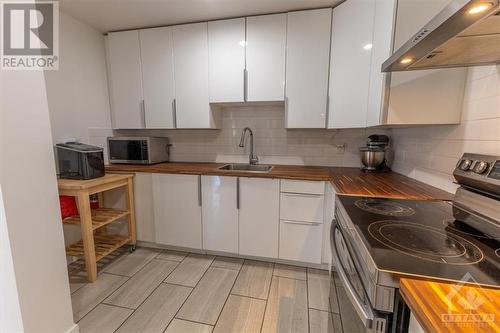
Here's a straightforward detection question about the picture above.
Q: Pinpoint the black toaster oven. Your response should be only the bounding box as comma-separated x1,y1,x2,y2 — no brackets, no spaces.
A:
56,142,105,180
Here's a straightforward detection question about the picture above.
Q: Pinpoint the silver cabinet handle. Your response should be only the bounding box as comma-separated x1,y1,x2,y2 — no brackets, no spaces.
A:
141,99,146,128
282,192,322,198
281,220,321,226
325,95,330,128
243,69,248,102
236,177,240,210
198,175,202,207
284,96,289,126
172,98,177,128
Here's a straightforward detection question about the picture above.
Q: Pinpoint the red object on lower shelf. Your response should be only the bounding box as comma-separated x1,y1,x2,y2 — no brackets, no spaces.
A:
59,196,78,219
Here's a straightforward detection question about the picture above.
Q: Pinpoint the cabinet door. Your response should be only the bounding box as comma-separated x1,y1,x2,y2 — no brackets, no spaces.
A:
107,31,144,129
153,174,202,249
139,27,176,129
208,18,245,103
239,178,279,258
279,220,323,264
134,173,155,242
173,23,215,128
201,176,238,253
328,0,375,128
246,14,286,102
285,9,332,128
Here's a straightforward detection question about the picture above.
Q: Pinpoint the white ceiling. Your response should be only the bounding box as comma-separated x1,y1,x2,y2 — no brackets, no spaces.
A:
59,0,342,33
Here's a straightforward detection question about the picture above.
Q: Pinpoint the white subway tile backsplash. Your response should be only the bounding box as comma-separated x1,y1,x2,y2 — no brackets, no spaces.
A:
392,65,500,193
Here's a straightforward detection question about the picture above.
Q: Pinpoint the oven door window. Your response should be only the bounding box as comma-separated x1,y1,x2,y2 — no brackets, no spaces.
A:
109,140,147,161
334,227,373,311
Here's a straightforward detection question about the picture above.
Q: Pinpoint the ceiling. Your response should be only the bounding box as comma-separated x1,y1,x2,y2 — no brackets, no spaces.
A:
58,0,342,33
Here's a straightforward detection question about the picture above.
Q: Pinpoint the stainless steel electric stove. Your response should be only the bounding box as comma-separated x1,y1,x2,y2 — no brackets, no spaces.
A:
331,153,500,333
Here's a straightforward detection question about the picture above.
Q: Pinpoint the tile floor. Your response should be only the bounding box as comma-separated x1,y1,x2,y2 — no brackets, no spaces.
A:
68,247,364,333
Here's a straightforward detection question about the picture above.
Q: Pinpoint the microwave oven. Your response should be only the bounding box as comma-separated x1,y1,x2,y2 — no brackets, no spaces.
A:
107,137,169,164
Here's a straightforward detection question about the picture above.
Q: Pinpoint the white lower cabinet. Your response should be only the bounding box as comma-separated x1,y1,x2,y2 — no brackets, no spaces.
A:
238,178,280,258
279,221,323,264
134,173,155,242
201,176,238,253
153,174,202,249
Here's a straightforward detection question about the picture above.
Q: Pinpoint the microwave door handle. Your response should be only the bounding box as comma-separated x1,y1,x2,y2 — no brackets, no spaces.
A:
332,225,376,328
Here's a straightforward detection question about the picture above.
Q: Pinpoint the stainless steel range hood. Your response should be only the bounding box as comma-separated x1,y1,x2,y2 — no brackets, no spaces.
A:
382,0,500,72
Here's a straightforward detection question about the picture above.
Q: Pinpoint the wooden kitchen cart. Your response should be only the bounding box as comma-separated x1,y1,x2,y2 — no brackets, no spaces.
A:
58,173,136,282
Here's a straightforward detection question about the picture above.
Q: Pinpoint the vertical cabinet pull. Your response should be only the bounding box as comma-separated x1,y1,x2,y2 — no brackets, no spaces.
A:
236,178,240,209
198,175,202,206
172,98,177,128
284,96,289,126
243,69,248,102
141,99,146,128
325,95,330,128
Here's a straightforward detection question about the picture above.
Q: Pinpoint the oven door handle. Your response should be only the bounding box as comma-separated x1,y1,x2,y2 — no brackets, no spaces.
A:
332,224,376,327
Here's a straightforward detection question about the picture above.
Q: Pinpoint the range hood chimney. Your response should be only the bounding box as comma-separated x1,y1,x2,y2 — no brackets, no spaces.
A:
382,0,500,72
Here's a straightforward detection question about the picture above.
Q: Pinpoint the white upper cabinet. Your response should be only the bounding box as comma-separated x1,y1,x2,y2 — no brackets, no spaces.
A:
285,9,332,129
208,18,246,103
173,22,218,128
107,31,144,129
328,1,375,129
246,14,286,102
201,176,239,253
139,27,176,129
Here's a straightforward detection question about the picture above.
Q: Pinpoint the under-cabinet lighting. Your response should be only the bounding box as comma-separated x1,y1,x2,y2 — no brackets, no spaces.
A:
467,2,493,15
400,57,413,64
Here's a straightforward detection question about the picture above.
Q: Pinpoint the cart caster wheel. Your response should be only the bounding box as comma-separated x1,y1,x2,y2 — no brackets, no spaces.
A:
129,245,136,253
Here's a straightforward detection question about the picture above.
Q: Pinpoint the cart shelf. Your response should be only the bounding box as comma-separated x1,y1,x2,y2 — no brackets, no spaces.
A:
66,234,131,262
63,208,130,230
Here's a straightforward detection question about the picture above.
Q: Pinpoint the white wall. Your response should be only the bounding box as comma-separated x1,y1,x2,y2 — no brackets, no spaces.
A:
391,65,500,193
0,66,76,332
0,187,24,333
45,11,111,144
114,105,389,167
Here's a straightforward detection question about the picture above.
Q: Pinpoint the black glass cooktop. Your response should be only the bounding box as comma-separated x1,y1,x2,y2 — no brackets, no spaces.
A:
337,196,500,287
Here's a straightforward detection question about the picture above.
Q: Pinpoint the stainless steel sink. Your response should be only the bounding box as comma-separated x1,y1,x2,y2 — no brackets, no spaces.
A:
218,164,273,173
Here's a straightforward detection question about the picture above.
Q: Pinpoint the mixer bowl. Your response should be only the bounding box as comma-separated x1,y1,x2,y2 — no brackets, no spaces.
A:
360,149,385,170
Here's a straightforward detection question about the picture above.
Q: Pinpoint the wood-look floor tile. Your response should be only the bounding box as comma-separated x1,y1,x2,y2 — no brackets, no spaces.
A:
164,254,215,287
72,273,128,321
116,283,192,333
309,309,335,333
211,256,244,270
156,249,188,262
308,268,331,312
165,319,213,333
78,304,132,333
336,286,365,333
104,259,178,309
103,247,160,277
331,313,344,333
177,267,238,325
261,276,308,333
213,295,266,333
273,263,307,280
231,260,273,299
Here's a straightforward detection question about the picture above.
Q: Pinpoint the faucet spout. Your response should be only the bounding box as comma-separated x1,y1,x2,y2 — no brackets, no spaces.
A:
239,127,259,165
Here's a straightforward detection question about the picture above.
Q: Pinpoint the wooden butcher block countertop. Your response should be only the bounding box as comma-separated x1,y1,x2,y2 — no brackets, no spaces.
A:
400,278,500,333
106,162,453,201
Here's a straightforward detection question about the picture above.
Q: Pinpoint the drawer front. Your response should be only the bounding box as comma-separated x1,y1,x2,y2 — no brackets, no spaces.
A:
279,220,323,263
280,179,325,195
280,193,324,223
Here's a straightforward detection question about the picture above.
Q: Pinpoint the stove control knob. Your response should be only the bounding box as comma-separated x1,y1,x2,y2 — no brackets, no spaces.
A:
459,159,473,171
474,161,489,174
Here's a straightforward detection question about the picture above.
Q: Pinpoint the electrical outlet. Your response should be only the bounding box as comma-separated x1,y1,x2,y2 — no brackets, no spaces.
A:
336,144,346,154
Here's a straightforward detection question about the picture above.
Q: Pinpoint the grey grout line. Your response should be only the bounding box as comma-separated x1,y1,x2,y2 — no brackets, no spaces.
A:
100,302,135,311
100,271,132,278
211,257,244,330
259,260,275,333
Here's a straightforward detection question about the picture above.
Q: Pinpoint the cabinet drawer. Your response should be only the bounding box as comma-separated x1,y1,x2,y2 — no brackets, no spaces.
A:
280,179,325,195
280,193,324,223
279,220,323,264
